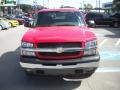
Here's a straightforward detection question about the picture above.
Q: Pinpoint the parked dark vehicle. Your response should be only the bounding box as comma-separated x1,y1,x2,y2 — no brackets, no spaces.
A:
85,12,120,28
109,13,120,27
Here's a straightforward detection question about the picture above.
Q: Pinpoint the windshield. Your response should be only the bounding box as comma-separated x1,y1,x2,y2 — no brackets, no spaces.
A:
34,11,85,27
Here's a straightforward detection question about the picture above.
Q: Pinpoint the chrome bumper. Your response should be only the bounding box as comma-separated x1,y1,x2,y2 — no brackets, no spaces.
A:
20,61,99,69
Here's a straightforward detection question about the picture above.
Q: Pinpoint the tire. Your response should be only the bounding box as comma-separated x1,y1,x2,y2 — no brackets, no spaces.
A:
91,24,96,28
9,22,13,27
88,20,96,28
25,71,34,76
113,22,119,28
4,27,8,30
109,24,113,27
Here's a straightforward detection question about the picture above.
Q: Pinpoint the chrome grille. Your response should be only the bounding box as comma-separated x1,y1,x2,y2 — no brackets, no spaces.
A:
37,42,81,58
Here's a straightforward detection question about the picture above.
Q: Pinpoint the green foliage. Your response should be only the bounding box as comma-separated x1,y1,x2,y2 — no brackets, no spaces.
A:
4,0,16,5
0,7,4,12
113,0,120,12
19,4,33,13
84,3,93,12
60,6,75,8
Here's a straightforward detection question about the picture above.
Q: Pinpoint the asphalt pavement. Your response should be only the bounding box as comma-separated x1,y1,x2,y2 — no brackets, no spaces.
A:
0,25,120,90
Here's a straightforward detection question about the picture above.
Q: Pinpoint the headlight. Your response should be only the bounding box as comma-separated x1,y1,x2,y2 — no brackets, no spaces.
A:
84,40,97,55
85,40,97,49
21,42,35,56
21,42,33,48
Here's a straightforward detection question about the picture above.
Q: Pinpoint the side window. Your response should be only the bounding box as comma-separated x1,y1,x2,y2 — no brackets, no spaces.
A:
115,14,120,18
86,13,94,19
103,14,109,18
96,14,103,19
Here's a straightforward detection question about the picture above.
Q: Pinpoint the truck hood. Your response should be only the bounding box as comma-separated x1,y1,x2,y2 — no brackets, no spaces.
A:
22,26,96,43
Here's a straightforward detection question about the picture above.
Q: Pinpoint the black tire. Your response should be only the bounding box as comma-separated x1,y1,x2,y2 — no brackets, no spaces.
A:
88,20,96,28
91,24,96,28
4,27,8,30
113,22,119,28
9,22,13,27
109,24,113,27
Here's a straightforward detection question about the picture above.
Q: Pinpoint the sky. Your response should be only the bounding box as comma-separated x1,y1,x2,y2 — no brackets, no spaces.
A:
18,0,113,8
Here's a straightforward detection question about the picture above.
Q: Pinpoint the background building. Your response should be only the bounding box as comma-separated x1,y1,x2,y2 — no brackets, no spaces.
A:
102,2,113,13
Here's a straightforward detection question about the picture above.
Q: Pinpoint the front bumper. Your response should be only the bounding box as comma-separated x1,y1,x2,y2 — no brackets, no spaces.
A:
11,22,19,26
20,54,100,75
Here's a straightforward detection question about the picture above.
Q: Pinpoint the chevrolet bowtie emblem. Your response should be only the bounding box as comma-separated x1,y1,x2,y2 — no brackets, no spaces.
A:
56,47,64,53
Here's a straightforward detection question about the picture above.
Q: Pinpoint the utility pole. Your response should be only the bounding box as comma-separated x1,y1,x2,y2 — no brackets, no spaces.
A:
43,0,44,6
17,0,20,9
96,0,97,8
47,0,49,8
82,0,84,12
99,0,100,12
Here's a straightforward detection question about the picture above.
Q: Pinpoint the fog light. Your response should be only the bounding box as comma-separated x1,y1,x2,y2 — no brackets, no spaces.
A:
26,69,32,72
21,50,35,56
84,49,96,56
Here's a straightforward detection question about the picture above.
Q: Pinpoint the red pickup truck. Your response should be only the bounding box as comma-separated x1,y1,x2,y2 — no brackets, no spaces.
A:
20,8,100,79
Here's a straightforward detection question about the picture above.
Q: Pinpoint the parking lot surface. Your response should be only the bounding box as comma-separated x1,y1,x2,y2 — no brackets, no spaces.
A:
0,26,120,90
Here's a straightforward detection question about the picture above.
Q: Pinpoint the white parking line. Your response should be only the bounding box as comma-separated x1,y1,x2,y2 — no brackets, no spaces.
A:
96,67,120,72
99,39,108,46
115,39,120,46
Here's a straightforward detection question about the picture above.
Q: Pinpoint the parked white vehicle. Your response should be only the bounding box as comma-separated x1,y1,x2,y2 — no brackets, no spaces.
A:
0,21,11,30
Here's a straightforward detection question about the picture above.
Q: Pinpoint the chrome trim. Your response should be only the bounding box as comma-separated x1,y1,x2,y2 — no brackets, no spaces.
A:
20,61,99,69
21,47,97,53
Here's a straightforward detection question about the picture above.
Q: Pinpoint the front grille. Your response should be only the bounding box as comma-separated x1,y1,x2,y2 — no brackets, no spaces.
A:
39,51,80,57
37,42,81,48
36,42,82,59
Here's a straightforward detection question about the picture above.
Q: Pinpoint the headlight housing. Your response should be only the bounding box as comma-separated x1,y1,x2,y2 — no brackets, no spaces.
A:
21,42,35,56
21,50,35,56
84,40,97,56
21,42,33,48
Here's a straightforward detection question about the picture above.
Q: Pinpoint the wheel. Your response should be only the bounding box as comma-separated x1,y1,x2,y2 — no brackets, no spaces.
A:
91,24,96,28
88,20,96,28
113,22,119,28
5,28,9,30
109,24,113,27
9,22,13,27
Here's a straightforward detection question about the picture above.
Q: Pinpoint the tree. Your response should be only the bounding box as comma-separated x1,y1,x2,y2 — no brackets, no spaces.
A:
113,0,120,12
84,3,93,12
60,6,75,8
19,4,33,13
